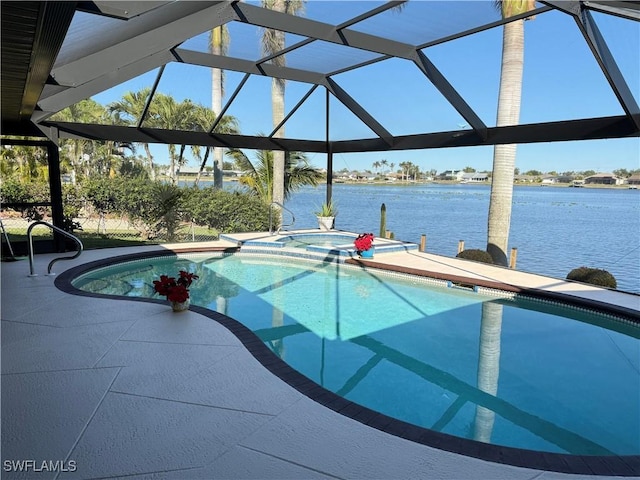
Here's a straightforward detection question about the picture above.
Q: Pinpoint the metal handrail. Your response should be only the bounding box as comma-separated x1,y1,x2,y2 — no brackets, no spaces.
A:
0,219,16,259
269,201,295,234
27,221,84,276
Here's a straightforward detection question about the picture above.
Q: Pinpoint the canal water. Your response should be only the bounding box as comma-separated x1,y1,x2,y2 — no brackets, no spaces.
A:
281,183,640,293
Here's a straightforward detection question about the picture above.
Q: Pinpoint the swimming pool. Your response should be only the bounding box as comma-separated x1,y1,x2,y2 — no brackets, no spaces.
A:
69,252,640,469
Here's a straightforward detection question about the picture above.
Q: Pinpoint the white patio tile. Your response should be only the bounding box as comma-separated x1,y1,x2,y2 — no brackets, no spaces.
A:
95,340,239,397
96,340,302,415
1,368,120,479
1,320,134,373
239,397,541,480
103,446,339,480
0,276,68,320
536,473,625,480
121,310,241,346
203,444,339,479
59,392,272,479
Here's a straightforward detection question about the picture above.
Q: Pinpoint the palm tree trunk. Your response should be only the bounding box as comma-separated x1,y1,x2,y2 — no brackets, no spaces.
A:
272,76,286,210
487,18,525,266
195,147,211,186
211,30,224,189
144,143,155,180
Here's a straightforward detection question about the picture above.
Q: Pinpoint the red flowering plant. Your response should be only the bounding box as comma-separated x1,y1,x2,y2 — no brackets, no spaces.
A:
354,233,374,253
153,270,199,303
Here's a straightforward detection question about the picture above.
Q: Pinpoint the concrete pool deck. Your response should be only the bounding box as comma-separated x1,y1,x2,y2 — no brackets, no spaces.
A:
2,234,639,479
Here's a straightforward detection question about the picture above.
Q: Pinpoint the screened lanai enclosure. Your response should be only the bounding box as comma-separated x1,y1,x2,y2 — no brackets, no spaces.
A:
1,0,639,249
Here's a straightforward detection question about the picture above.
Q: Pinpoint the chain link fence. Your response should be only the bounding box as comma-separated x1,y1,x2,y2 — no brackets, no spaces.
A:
1,204,219,251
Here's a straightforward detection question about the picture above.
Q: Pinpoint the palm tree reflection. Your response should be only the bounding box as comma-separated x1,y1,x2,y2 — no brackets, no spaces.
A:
473,301,504,443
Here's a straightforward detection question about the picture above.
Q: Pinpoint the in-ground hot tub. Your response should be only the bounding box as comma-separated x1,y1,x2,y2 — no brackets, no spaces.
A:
221,231,418,256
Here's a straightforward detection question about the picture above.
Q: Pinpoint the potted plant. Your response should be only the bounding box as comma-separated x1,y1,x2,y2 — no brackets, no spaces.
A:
314,200,337,231
354,232,375,258
153,270,199,312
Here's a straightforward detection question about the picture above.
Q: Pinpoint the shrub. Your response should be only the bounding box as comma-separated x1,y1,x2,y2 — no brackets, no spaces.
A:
81,177,120,214
184,187,271,233
566,267,617,289
148,183,183,242
456,249,494,264
62,184,83,233
0,179,51,221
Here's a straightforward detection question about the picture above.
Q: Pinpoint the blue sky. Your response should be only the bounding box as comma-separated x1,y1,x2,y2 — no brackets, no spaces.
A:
92,1,640,174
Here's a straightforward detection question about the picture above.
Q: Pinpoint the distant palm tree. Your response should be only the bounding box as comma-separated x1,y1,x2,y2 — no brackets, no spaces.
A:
486,0,536,265
209,25,230,189
108,88,155,179
399,161,410,182
151,94,200,183
0,143,49,181
261,0,305,215
231,148,322,203
373,161,381,175
192,104,239,186
51,99,108,182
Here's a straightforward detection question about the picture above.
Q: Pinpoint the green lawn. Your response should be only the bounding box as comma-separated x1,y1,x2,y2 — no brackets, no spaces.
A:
2,225,219,250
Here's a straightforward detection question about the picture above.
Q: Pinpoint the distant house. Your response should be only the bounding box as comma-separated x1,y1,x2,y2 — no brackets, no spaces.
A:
556,175,574,184
439,170,464,181
514,175,537,183
333,170,376,181
584,173,623,185
461,172,488,182
627,174,640,185
174,166,200,176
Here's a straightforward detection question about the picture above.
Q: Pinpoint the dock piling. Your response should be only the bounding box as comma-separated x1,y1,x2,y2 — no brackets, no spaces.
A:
509,247,518,269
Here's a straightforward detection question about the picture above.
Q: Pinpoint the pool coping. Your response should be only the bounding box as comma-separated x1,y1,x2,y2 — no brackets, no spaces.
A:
345,257,640,322
54,247,640,477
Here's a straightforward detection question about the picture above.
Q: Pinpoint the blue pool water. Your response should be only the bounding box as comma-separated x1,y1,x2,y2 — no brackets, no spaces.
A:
73,253,640,456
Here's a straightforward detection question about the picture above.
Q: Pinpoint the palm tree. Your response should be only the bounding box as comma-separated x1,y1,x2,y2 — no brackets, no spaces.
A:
0,143,48,182
150,94,200,183
209,25,230,189
231,148,322,203
261,0,305,215
108,88,155,179
51,99,108,183
192,104,239,186
373,160,381,175
399,161,410,182
486,0,536,265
